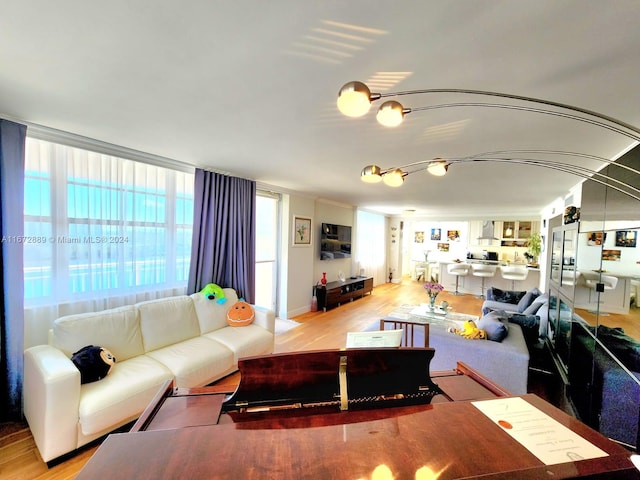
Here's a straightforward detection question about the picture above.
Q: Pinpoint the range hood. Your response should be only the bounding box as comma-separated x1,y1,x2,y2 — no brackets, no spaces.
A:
477,221,499,240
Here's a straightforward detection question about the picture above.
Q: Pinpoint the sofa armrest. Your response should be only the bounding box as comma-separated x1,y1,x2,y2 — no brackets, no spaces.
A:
252,306,276,334
24,345,81,462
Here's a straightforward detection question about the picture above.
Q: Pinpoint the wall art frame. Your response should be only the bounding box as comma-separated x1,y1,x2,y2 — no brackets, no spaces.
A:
293,215,312,246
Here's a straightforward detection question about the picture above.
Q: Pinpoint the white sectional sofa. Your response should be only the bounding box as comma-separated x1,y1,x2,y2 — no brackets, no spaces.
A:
23,288,275,463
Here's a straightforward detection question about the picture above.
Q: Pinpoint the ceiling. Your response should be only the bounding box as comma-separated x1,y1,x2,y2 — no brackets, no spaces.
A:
1,1,639,219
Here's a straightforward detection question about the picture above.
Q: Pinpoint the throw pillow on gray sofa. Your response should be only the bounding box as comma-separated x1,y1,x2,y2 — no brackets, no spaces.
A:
508,313,541,346
522,293,547,315
487,288,525,305
482,287,541,316
517,288,541,311
477,312,509,342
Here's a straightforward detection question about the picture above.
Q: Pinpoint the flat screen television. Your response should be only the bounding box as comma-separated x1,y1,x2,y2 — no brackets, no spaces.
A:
320,223,352,260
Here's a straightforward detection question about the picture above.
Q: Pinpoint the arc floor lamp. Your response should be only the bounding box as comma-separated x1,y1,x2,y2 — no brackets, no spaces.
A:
337,81,640,202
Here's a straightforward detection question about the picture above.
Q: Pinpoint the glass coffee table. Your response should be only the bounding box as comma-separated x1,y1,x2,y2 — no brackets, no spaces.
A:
380,304,480,347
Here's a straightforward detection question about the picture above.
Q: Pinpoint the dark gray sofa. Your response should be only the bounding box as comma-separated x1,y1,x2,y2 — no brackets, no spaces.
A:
369,315,530,395
481,287,549,347
569,322,640,450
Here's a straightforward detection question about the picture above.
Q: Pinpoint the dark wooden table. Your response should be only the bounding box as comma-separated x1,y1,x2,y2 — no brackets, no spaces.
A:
380,317,430,347
76,363,638,479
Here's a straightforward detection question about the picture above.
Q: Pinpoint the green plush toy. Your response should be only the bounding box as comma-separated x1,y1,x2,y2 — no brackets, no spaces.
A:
201,283,227,304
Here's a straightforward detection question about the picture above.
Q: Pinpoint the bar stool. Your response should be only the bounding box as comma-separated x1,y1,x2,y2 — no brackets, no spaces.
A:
415,263,426,282
584,274,618,314
500,265,529,291
471,263,497,298
447,263,469,295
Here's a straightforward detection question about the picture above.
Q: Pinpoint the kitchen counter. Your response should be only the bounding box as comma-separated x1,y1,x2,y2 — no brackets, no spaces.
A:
444,259,540,270
438,262,541,296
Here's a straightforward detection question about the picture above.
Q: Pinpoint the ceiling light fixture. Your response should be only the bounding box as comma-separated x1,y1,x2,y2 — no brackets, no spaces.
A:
376,100,411,127
360,164,383,183
426,159,448,177
336,81,381,117
337,81,640,141
362,155,640,202
382,168,405,187
340,81,640,201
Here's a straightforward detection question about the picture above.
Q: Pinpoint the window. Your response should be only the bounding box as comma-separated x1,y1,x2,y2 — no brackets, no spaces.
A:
24,138,194,305
356,210,386,285
254,192,280,311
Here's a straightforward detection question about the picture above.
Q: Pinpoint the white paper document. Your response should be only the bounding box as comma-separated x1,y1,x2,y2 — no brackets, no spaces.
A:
472,397,608,466
346,330,403,348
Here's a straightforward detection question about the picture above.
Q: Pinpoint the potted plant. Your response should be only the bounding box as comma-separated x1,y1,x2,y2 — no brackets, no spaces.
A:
525,232,542,266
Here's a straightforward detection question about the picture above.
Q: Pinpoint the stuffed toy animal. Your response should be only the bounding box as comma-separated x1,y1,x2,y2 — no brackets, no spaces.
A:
447,320,487,340
226,299,255,327
71,345,117,384
200,283,227,304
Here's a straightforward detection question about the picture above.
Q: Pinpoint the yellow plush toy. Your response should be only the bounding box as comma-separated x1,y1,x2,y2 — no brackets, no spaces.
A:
448,320,487,340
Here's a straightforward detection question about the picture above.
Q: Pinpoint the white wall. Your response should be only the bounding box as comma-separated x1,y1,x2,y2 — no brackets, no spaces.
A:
578,221,640,275
283,193,317,318
314,200,357,284
404,219,470,264
282,196,362,318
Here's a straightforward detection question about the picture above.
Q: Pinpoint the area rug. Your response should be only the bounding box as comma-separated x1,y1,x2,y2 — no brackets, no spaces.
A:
275,318,301,335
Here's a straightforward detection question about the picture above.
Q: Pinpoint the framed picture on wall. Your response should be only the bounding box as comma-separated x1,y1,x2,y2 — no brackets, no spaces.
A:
587,231,607,246
293,215,312,246
602,249,621,261
431,228,441,241
437,242,449,252
414,231,424,243
615,230,637,247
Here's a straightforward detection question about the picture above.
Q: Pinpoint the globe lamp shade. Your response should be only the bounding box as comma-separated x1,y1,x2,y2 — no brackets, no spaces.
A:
376,101,406,127
383,169,405,187
337,81,373,117
360,165,383,183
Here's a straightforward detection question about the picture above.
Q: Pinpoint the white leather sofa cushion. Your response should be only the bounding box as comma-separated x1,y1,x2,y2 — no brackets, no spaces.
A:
53,306,143,361
78,355,172,435
191,288,239,334
138,296,201,352
205,325,274,363
146,336,235,388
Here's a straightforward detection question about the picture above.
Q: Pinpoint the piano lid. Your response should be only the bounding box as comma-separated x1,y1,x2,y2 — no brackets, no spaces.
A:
223,348,442,412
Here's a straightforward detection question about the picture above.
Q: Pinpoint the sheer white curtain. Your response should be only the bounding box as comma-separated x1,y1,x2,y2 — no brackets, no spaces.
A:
23,138,194,347
355,210,386,285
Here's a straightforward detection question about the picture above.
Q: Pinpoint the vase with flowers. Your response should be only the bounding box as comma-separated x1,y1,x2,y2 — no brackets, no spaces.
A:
424,281,444,310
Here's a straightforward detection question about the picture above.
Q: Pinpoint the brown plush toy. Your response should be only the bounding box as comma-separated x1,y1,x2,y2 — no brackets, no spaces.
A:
71,345,117,384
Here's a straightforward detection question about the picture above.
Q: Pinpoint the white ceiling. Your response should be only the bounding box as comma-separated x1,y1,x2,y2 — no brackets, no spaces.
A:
1,1,639,219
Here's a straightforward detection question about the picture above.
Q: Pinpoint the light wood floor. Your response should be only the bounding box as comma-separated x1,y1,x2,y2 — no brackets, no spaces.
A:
2,278,638,479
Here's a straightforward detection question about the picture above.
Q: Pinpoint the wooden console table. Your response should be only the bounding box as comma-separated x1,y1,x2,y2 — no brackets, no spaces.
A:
316,276,373,311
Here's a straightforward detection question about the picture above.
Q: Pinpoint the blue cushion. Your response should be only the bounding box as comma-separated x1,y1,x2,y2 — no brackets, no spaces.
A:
522,294,547,315
477,312,509,342
517,288,541,312
508,313,540,345
488,288,525,305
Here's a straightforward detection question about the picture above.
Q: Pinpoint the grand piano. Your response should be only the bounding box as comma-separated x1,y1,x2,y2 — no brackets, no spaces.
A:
77,348,638,479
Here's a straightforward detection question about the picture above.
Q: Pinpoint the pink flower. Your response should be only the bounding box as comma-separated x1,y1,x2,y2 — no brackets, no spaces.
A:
424,282,444,294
